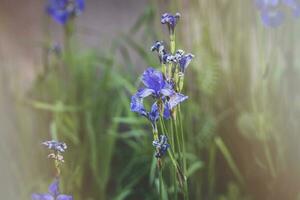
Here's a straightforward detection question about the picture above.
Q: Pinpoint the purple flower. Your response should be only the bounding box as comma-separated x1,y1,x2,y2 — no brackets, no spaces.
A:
47,0,85,25
130,95,159,125
136,68,174,99
255,0,284,27
260,10,285,26
42,140,67,153
32,179,73,200
283,0,300,16
152,135,170,158
161,12,181,34
178,53,194,73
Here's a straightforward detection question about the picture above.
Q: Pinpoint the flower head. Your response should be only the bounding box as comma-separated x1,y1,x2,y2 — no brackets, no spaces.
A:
42,140,67,153
136,67,174,99
255,0,284,27
152,135,170,158
161,12,181,34
178,53,194,73
151,41,168,64
32,179,73,200
47,0,85,25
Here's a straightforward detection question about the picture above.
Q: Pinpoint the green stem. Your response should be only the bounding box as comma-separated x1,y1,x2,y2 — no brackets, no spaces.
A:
170,33,176,54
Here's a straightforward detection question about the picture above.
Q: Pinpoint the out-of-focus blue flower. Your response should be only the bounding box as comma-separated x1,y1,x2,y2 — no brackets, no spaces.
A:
136,67,174,99
32,179,73,200
42,140,67,153
152,135,170,158
260,9,285,27
130,95,159,125
256,0,280,9
47,0,85,25
283,0,300,16
255,0,284,27
161,12,181,34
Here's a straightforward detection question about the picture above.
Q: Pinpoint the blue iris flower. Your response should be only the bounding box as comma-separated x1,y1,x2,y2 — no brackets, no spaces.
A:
161,12,181,34
130,95,159,125
152,135,170,158
255,0,284,27
151,41,167,63
136,67,174,99
178,53,194,73
47,0,85,25
32,179,73,200
131,67,188,122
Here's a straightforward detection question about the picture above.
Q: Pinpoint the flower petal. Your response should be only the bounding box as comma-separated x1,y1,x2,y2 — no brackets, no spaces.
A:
57,195,73,200
136,88,155,98
169,93,188,109
130,95,147,117
260,9,284,27
48,179,60,196
31,193,54,200
163,102,171,119
141,67,165,93
148,102,160,124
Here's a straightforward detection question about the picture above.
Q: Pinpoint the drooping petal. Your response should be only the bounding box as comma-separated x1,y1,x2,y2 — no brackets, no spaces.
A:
57,194,73,200
260,9,284,27
148,102,160,124
130,95,147,117
136,88,155,98
31,193,54,200
48,179,60,197
163,101,171,119
169,93,188,109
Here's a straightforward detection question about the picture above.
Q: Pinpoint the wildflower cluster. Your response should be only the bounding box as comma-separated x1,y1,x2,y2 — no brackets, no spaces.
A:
47,0,85,25
32,140,72,200
131,13,194,160
255,0,300,27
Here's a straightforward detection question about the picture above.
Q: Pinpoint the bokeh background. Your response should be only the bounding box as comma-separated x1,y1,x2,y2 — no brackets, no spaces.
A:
1,0,300,199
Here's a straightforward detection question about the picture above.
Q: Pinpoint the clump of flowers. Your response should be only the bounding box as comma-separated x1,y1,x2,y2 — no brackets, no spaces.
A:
255,0,300,27
46,0,85,25
32,140,72,200
130,12,194,198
